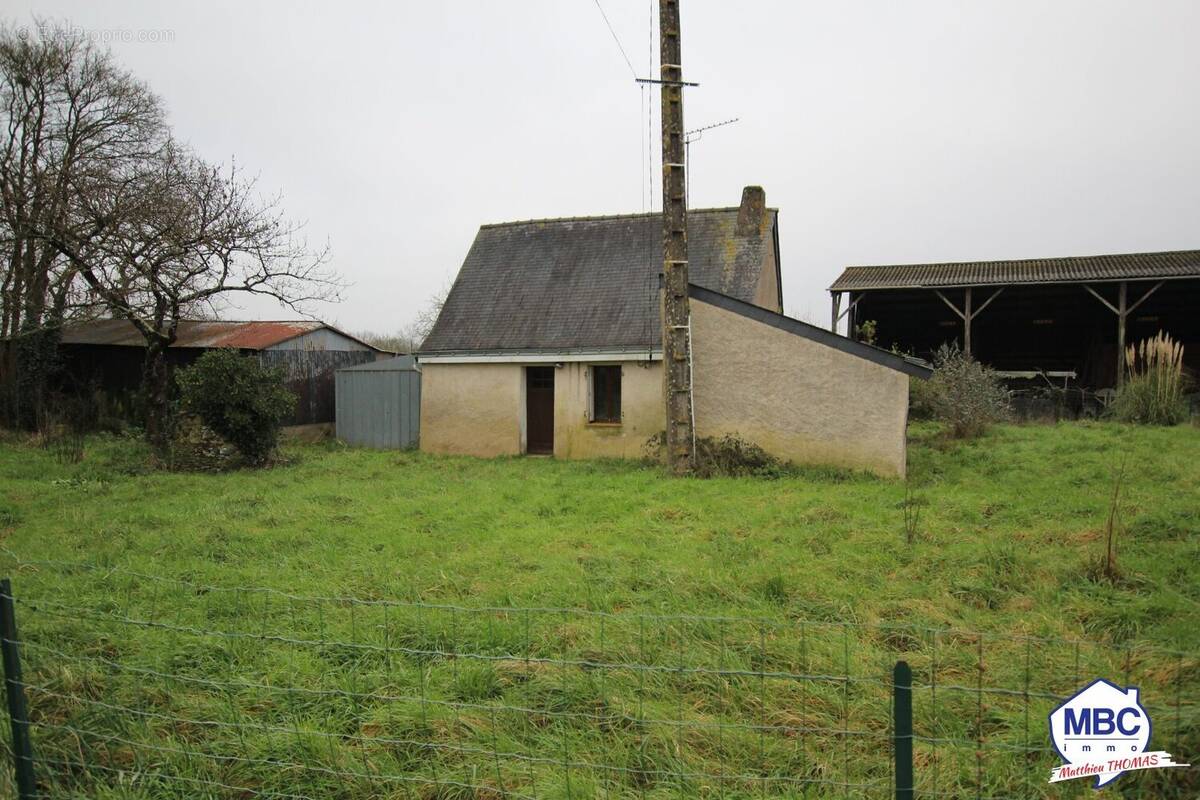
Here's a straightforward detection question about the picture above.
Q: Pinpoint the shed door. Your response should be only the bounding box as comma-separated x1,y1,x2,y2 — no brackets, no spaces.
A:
525,367,554,455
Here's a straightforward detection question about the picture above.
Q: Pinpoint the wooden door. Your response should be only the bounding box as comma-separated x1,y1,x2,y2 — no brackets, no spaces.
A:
525,367,554,455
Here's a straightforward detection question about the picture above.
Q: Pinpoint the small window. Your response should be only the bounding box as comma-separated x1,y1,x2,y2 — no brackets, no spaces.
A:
591,366,621,423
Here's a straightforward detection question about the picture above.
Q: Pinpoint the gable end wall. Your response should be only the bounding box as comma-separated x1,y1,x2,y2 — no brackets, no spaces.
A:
691,297,910,477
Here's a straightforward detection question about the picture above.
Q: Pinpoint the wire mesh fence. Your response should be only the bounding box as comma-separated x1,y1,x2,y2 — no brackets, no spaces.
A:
0,557,1196,799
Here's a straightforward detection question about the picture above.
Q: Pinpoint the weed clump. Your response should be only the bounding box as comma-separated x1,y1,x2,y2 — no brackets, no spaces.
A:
643,432,790,478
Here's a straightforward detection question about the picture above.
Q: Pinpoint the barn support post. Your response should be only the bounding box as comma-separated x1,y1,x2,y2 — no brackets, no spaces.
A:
830,291,841,334
1116,281,1127,386
963,288,973,355
1083,280,1161,388
834,293,860,338
934,287,1002,359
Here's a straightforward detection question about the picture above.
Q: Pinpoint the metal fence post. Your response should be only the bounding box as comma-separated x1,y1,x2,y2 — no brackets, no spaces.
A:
0,579,35,800
894,660,913,800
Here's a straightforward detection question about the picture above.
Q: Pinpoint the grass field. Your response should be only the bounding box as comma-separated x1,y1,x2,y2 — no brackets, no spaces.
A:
0,422,1196,798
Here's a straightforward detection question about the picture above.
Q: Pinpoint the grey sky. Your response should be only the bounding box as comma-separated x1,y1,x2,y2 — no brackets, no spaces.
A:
17,1,1200,332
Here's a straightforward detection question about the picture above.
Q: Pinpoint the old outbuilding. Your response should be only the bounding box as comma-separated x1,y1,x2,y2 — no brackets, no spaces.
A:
417,187,930,477
829,250,1200,390
58,319,389,426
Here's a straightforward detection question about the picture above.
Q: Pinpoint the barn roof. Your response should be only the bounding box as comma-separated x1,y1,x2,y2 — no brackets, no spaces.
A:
419,205,779,354
60,319,379,352
829,249,1200,292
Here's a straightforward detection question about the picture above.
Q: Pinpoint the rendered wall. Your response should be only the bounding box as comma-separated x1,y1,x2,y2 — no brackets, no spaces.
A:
553,361,663,459
691,298,910,477
419,360,663,459
420,363,524,456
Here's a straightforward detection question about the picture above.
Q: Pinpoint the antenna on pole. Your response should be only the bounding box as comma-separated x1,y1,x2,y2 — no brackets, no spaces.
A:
684,117,739,206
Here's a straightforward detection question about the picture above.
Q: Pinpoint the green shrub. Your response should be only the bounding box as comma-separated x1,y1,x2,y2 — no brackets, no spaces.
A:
176,350,296,466
1112,332,1189,425
854,319,878,346
926,344,1011,438
908,375,937,420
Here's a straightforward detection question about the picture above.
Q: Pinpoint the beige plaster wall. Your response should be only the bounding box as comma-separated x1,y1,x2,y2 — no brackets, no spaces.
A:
419,360,663,459
553,361,663,459
419,363,523,456
691,299,910,477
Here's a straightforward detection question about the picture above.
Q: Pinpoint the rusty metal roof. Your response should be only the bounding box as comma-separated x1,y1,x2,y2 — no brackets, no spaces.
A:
829,249,1200,292
61,319,346,350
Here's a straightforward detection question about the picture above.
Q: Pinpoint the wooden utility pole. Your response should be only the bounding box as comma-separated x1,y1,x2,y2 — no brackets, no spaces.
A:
659,0,695,473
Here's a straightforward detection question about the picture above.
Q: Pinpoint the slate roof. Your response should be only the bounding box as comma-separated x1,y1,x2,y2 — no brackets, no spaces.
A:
60,319,380,352
420,207,778,353
829,249,1200,292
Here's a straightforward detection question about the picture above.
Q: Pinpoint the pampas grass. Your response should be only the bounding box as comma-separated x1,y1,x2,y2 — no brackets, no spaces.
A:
1113,331,1188,425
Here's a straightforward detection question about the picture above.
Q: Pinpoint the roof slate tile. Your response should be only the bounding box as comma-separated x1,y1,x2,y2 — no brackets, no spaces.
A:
420,208,777,353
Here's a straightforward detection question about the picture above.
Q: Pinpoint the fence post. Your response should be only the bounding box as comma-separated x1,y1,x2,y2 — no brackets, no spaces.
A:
0,579,35,800
894,660,913,800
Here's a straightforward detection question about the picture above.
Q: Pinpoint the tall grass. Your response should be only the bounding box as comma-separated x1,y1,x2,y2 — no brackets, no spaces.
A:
1113,331,1189,425
0,425,1198,797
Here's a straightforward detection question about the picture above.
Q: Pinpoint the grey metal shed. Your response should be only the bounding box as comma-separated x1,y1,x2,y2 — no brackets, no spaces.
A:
335,356,421,448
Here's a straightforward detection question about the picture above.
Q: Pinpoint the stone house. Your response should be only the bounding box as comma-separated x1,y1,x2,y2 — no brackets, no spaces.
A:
417,187,929,476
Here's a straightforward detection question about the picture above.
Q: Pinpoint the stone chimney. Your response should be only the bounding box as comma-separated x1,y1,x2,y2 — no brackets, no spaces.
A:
735,185,767,236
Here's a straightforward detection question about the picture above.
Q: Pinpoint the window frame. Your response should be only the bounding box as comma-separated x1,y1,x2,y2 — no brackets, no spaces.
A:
589,364,622,424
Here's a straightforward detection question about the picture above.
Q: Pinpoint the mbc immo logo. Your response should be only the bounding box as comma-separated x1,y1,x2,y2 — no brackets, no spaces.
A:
1048,678,1189,788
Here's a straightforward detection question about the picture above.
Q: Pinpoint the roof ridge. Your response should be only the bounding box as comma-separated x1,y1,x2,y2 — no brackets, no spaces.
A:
478,206,779,230
845,248,1200,270
76,318,323,323
178,318,322,323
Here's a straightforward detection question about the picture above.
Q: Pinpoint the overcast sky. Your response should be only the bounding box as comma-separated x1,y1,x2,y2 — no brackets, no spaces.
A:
15,1,1200,332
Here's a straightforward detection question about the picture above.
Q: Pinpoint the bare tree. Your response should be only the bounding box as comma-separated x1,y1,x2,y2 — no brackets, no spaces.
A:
0,20,166,426
355,283,449,355
42,140,341,451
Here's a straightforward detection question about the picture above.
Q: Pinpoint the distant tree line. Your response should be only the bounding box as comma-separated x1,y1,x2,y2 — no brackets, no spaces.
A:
355,283,448,355
0,18,339,452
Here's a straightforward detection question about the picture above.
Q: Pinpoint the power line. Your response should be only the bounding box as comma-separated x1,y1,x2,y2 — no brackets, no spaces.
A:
591,0,638,78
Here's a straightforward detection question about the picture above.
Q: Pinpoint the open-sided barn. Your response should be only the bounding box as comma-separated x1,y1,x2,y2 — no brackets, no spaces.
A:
58,319,389,426
829,250,1200,391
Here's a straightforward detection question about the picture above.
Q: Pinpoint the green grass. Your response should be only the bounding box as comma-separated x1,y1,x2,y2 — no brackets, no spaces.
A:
0,422,1196,798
